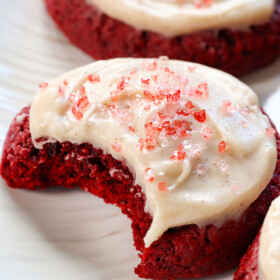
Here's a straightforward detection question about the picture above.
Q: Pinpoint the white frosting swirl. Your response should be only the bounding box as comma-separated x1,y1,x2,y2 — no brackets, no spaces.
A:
259,196,280,280
30,58,276,247
87,0,275,36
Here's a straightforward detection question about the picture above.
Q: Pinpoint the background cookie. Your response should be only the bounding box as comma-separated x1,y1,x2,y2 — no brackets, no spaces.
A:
45,0,280,76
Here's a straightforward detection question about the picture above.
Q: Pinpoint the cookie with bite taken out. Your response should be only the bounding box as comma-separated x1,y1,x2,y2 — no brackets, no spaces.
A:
1,58,280,279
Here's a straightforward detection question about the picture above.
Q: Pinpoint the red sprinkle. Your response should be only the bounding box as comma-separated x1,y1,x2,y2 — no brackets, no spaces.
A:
189,86,203,98
88,74,100,83
144,122,153,130
174,120,182,127
203,0,213,6
129,126,135,134
144,90,155,102
188,65,196,72
112,141,122,153
177,109,189,116
130,69,137,75
141,78,150,85
58,85,65,96
158,182,167,192
198,83,209,98
219,141,226,153
151,75,158,82
108,105,119,118
266,127,276,136
195,2,201,9
146,145,155,151
195,0,213,8
77,96,89,109
203,127,213,141
178,129,187,138
138,138,144,151
170,146,186,161
185,101,194,110
158,112,167,120
143,61,158,71
144,168,154,182
221,100,236,114
39,82,48,88
167,90,181,103
156,92,166,101
117,76,130,91
72,106,83,120
194,110,206,123
63,80,68,86
177,150,186,160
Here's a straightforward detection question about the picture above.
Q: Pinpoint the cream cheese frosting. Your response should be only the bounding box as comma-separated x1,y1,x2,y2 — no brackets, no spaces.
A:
87,0,275,36
259,196,280,280
30,58,277,247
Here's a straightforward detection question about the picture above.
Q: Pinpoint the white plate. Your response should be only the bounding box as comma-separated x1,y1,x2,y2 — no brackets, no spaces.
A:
0,1,279,279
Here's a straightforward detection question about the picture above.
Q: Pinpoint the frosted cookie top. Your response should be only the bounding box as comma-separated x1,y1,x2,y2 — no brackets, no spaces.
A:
87,0,275,36
30,58,277,247
259,196,280,280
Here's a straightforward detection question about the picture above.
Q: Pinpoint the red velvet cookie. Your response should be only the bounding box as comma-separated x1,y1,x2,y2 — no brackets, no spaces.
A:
234,192,280,280
233,230,260,280
1,58,279,279
44,0,280,76
0,107,279,280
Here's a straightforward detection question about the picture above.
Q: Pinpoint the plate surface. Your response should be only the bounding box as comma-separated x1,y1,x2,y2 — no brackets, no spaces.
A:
0,1,279,279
